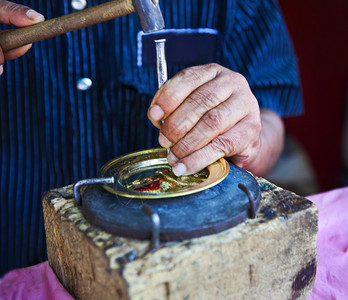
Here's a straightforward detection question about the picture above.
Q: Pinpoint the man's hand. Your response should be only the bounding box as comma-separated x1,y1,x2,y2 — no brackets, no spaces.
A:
0,0,45,75
148,63,284,177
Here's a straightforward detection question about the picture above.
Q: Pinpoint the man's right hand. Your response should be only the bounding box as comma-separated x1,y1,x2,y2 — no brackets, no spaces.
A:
0,0,44,75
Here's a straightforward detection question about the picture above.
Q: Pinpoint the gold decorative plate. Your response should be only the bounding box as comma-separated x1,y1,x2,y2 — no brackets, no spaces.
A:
98,148,230,199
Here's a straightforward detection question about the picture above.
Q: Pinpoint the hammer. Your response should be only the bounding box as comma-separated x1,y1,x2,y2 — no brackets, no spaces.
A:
0,0,164,53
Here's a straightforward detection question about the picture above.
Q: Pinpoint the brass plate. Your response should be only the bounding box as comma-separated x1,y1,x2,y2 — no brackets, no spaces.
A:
98,148,230,199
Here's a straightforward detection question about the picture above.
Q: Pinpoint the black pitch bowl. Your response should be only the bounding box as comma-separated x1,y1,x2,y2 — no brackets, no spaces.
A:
78,150,261,242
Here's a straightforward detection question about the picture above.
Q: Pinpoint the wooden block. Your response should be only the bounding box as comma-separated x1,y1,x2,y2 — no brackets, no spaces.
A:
42,177,318,300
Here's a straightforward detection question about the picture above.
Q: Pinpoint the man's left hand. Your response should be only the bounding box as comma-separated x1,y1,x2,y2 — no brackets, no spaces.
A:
148,63,270,176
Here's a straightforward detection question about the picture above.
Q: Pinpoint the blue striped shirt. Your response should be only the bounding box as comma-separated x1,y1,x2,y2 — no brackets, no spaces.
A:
0,0,302,275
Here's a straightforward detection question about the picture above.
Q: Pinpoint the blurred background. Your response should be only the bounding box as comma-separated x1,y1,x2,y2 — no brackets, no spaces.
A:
265,0,348,196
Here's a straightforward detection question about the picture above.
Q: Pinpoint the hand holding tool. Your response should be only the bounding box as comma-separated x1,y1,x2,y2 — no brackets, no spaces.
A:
0,0,164,53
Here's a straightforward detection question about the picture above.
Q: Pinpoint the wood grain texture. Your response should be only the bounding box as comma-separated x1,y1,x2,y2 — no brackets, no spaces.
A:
0,0,134,52
42,177,318,300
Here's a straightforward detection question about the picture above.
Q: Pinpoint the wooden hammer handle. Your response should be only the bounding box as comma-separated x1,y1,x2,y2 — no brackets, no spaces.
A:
0,0,134,53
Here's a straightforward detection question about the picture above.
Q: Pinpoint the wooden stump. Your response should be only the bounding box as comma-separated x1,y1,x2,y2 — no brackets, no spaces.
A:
42,177,318,300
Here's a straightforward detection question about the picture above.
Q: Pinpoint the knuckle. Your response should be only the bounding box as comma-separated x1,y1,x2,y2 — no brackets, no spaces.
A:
164,117,177,132
211,135,236,156
205,62,220,72
179,67,202,83
202,109,223,130
187,87,219,109
204,63,225,78
159,82,178,101
5,2,22,13
174,139,192,157
163,119,181,139
228,71,249,90
247,115,262,136
233,72,247,84
2,2,28,23
163,116,192,141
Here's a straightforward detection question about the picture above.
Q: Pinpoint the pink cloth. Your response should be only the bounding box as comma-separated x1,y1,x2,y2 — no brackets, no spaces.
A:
1,187,347,299
0,261,74,300
307,187,348,300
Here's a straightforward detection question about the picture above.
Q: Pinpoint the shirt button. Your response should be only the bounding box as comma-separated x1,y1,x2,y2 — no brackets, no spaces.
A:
71,0,87,10
77,78,92,91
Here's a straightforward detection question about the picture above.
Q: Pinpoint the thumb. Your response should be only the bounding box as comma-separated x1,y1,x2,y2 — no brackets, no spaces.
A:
0,0,45,26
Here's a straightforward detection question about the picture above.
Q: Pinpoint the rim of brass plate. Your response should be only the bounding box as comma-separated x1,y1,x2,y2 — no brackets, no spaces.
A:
98,148,230,199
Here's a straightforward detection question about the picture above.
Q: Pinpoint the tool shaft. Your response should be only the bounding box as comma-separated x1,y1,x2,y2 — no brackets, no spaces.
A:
0,0,134,53
155,39,169,155
155,39,167,88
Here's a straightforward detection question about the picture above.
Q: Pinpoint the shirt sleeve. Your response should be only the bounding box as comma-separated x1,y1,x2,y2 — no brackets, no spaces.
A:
222,0,303,116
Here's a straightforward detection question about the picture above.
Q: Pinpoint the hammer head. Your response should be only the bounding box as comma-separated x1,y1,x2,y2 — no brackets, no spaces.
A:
132,0,165,33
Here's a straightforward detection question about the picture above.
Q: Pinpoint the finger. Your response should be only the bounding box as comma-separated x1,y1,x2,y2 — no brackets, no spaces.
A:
4,43,32,60
171,119,261,176
163,74,255,154
167,98,249,162
148,63,222,128
158,69,235,147
0,0,44,26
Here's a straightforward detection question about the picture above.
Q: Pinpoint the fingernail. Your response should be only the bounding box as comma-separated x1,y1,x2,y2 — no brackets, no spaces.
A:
172,163,187,177
167,152,178,165
149,105,164,121
159,133,172,148
0,65,3,75
26,9,45,22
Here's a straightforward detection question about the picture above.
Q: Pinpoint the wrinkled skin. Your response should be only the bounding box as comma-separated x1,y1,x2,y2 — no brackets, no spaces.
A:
148,63,284,177
0,0,45,75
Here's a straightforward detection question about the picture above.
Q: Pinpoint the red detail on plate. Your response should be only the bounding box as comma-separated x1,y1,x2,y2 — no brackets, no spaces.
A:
133,179,161,192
